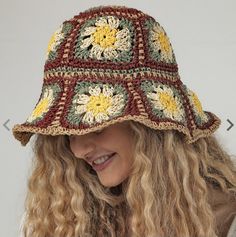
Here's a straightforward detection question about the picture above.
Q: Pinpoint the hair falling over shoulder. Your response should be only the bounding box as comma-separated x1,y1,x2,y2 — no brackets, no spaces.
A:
21,121,236,237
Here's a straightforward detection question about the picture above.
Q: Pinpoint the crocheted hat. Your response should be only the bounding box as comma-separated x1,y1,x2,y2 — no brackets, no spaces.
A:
12,5,221,146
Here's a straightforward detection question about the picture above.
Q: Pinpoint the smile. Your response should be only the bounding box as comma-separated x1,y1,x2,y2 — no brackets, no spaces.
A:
92,153,116,171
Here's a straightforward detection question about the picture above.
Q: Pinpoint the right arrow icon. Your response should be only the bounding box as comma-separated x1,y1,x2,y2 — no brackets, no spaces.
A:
227,119,234,131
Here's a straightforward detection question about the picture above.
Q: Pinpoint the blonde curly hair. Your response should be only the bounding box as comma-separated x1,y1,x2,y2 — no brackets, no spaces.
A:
20,120,236,237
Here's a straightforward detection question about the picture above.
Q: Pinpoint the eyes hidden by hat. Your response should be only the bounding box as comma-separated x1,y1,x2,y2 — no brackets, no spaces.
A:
12,5,221,146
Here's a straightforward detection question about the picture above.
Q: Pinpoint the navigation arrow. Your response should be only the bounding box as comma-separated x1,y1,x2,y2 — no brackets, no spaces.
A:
3,119,10,131
226,119,234,131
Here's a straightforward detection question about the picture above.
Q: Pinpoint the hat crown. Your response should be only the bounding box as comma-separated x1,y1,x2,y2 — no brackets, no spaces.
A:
44,5,178,81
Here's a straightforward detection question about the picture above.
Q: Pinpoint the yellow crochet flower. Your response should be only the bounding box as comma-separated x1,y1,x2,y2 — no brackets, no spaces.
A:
147,85,184,121
26,88,54,123
188,90,208,122
80,16,131,60
150,23,173,62
46,25,64,59
73,84,125,124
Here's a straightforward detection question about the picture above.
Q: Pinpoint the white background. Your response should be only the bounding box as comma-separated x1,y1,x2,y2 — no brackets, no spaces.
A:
0,0,235,236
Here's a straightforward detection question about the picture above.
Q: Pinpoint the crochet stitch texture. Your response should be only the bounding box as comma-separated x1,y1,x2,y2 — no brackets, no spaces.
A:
12,5,221,146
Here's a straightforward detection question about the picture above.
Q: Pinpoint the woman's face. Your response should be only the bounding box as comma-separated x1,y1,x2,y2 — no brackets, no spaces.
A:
68,121,135,187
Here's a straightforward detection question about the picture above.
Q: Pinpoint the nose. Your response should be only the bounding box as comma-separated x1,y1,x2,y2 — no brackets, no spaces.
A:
69,134,97,160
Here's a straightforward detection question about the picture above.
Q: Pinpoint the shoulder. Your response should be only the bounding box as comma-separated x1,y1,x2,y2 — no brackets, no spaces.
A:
227,215,236,237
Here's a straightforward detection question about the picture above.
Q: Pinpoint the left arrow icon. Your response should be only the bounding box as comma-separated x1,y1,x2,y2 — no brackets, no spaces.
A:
3,119,10,131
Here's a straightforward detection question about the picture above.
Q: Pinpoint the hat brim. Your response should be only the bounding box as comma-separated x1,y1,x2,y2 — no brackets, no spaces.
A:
12,113,221,146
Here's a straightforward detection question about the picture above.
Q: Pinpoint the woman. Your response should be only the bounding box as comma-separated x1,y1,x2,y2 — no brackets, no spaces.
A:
13,5,236,237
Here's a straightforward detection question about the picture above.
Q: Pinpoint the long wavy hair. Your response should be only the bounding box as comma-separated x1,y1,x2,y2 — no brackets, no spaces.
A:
20,120,236,237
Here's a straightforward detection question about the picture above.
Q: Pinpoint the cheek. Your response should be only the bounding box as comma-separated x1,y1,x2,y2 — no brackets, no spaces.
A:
123,136,135,158
115,154,133,182
118,140,134,170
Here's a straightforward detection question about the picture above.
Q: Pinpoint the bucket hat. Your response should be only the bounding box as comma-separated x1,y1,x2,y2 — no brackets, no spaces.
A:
12,5,221,146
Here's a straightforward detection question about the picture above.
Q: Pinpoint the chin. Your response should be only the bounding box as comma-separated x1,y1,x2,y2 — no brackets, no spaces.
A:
101,180,121,188
98,177,122,188
99,175,129,188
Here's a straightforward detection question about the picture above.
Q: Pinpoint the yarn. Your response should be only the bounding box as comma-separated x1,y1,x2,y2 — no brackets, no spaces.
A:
12,5,221,146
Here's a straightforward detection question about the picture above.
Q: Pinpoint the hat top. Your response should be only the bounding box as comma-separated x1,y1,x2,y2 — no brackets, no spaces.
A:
44,4,177,76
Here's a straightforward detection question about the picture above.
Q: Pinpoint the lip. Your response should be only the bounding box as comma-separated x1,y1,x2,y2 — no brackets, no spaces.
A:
92,153,117,172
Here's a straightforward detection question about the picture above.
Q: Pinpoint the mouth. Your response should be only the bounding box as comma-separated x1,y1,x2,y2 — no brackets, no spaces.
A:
92,152,117,172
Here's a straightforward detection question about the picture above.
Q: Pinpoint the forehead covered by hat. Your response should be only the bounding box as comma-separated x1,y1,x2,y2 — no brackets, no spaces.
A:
12,5,221,146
